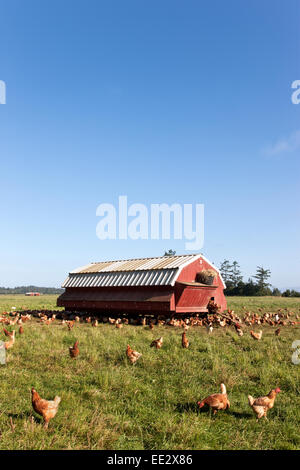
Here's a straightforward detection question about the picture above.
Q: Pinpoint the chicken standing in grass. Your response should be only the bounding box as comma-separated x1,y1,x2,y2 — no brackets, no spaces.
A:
19,326,24,335
69,340,79,358
182,332,189,348
250,330,262,340
275,328,281,337
197,383,230,415
126,344,142,364
3,327,14,338
4,330,15,350
31,388,61,429
205,322,213,334
66,320,75,331
234,322,243,337
248,387,281,421
150,337,163,349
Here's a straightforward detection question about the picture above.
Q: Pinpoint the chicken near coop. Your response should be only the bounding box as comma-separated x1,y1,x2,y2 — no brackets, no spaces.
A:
69,341,79,358
4,330,15,350
234,323,243,337
181,332,189,348
250,330,262,340
67,320,75,330
205,322,213,334
126,344,142,364
3,327,14,338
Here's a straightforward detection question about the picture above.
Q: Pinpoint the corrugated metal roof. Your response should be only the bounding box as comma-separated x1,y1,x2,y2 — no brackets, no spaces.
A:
62,254,229,289
62,254,202,288
62,268,178,288
72,254,200,274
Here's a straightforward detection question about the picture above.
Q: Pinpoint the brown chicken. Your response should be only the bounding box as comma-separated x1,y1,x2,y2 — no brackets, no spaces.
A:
250,330,262,340
31,388,61,428
150,337,163,349
197,383,230,415
275,328,281,336
69,341,79,358
67,320,75,331
234,322,243,337
248,387,281,420
19,326,24,335
4,330,15,349
126,344,142,364
182,332,189,348
3,327,14,338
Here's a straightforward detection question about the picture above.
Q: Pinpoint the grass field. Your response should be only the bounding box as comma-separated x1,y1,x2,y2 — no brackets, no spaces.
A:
0,294,300,450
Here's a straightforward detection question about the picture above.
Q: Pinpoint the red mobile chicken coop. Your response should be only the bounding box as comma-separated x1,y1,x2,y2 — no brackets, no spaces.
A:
57,254,226,315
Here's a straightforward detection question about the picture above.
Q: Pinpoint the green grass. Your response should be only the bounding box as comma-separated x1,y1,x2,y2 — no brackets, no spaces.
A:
0,294,300,450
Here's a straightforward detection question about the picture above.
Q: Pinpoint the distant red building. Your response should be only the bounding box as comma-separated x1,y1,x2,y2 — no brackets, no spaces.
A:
57,254,226,315
25,292,41,296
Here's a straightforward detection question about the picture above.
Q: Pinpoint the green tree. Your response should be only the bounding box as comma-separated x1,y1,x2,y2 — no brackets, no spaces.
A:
230,261,243,287
253,266,271,289
282,289,300,297
164,249,176,257
272,288,281,297
220,259,232,284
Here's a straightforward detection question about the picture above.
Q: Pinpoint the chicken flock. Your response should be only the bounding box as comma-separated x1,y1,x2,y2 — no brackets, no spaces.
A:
0,302,298,428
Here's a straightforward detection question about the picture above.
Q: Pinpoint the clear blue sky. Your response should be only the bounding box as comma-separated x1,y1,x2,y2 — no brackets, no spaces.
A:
0,0,299,289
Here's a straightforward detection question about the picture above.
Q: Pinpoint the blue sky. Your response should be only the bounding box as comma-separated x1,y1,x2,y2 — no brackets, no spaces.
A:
0,0,299,289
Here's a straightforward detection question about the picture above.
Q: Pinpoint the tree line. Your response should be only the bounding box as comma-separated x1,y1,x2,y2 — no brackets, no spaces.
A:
0,286,64,295
219,260,300,297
